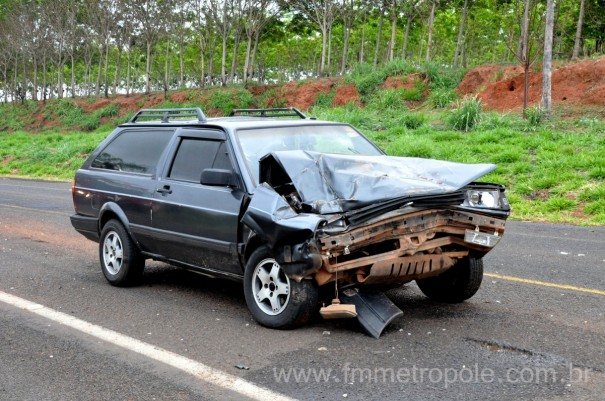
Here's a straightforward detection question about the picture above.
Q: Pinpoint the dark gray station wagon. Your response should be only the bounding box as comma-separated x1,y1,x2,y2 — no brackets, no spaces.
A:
71,108,510,336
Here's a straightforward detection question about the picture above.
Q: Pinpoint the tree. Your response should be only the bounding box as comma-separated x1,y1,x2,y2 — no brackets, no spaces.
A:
572,0,586,59
454,0,471,67
290,0,337,77
541,0,555,116
127,0,170,94
425,0,438,62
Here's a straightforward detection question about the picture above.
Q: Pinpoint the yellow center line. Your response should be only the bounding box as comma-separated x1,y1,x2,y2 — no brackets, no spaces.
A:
485,273,605,296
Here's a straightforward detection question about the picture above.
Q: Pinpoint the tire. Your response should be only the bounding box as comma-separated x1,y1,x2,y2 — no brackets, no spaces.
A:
243,246,318,329
99,219,144,287
416,257,483,303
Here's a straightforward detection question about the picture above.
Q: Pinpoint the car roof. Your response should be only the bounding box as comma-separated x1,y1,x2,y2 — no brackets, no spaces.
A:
117,107,348,131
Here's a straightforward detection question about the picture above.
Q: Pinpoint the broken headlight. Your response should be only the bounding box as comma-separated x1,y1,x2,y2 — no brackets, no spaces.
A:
463,186,509,210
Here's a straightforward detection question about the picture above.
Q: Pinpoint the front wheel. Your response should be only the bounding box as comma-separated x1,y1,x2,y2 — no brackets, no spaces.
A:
99,219,144,287
244,246,318,329
416,257,483,303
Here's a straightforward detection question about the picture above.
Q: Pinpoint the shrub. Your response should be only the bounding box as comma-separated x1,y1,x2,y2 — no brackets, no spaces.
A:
367,89,409,111
526,106,545,126
447,96,482,131
397,113,426,129
428,88,458,109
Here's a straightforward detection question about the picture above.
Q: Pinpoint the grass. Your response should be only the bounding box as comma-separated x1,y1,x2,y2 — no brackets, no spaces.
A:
0,62,604,225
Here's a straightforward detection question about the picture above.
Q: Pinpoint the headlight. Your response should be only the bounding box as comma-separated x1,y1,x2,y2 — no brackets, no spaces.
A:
465,188,509,209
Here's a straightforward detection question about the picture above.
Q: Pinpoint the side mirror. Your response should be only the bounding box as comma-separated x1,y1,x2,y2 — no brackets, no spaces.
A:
200,168,236,187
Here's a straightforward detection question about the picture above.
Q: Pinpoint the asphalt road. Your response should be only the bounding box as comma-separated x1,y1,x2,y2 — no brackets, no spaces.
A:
1,177,604,401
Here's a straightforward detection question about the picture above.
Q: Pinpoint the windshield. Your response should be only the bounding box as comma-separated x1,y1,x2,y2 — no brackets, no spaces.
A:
236,124,383,185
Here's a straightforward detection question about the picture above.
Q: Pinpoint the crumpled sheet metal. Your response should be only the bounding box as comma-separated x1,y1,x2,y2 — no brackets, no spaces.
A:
241,183,327,247
260,151,496,214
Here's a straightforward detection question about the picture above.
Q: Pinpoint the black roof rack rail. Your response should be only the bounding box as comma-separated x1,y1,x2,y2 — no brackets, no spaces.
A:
128,108,207,123
229,107,308,119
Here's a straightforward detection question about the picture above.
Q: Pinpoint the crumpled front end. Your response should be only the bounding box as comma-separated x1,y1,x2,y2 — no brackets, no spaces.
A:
241,151,510,286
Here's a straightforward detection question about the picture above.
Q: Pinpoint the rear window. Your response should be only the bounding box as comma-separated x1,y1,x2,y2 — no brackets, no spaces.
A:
91,130,172,174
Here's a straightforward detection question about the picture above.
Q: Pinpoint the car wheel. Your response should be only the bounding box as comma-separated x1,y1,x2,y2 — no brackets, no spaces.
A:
244,246,318,329
416,257,483,303
99,219,144,287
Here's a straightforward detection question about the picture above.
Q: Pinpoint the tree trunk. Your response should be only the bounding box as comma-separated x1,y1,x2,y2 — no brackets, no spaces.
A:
145,40,152,94
572,0,585,59
541,0,555,116
164,38,171,97
340,26,351,75
426,0,437,62
230,30,241,83
360,10,367,62
42,52,47,101
319,26,327,77
199,34,206,88
250,30,261,82
179,39,185,88
126,45,132,96
96,46,103,96
327,25,333,76
113,47,122,96
221,34,228,86
71,53,76,98
388,2,397,62
402,12,413,59
32,55,38,101
373,3,385,67
454,0,470,67
104,41,110,98
521,0,531,118
243,34,253,84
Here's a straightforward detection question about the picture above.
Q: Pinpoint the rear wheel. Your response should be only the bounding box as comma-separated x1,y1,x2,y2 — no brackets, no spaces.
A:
244,246,318,329
99,219,144,286
416,257,483,303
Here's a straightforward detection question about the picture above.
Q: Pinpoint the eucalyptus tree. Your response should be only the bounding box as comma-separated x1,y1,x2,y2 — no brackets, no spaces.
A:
453,0,471,67
127,0,172,94
541,0,555,115
42,0,77,98
204,0,239,86
400,0,419,60
425,0,437,61
572,0,585,59
338,0,368,74
242,0,280,83
289,0,337,77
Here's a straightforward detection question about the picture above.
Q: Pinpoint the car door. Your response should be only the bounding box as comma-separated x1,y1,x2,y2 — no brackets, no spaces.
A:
151,128,245,276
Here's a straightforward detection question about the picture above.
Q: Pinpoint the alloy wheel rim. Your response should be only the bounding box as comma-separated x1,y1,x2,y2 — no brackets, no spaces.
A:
252,258,291,316
103,231,123,275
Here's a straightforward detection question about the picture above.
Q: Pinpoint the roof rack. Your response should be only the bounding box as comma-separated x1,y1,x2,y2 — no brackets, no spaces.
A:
128,108,207,123
229,107,308,119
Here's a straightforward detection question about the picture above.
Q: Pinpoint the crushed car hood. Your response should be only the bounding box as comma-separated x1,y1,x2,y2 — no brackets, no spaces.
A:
242,151,497,247
259,150,496,214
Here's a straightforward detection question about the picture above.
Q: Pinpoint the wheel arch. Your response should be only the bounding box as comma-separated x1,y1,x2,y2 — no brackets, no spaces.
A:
98,203,139,248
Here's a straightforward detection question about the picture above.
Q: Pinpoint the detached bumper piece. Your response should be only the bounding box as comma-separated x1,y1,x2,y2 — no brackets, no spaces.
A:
340,288,403,338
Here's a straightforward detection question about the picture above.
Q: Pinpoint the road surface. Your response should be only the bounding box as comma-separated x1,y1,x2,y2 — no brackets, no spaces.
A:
1,178,604,401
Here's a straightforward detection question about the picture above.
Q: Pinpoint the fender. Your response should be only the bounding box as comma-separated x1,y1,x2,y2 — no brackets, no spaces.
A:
98,202,140,247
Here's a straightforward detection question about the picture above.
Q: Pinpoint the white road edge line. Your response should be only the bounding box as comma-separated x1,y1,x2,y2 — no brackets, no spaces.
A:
0,291,297,401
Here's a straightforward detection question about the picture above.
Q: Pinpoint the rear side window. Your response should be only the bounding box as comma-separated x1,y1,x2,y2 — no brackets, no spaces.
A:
169,139,232,182
91,130,172,174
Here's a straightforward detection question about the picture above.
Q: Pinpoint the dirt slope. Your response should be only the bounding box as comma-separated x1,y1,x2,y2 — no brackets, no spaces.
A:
458,57,605,111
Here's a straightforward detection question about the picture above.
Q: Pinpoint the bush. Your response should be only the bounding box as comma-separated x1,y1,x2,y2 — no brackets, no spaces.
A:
428,88,458,109
367,89,409,111
447,96,482,131
526,106,545,126
397,113,426,129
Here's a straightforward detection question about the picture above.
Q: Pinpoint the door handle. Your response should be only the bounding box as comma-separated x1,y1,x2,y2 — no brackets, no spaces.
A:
156,185,172,195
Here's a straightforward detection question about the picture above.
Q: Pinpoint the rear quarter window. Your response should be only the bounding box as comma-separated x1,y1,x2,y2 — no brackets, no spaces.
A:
91,130,172,174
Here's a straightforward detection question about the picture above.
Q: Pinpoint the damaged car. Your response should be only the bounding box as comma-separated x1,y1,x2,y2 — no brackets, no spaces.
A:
71,107,509,337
